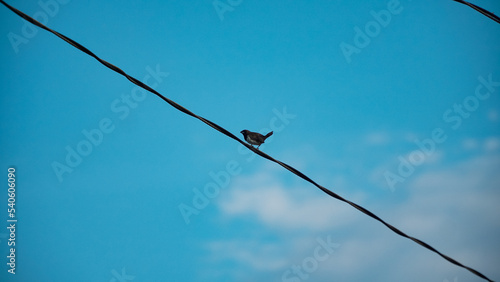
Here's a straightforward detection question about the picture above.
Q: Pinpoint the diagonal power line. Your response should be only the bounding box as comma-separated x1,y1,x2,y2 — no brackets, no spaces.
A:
0,1,494,281
451,0,500,24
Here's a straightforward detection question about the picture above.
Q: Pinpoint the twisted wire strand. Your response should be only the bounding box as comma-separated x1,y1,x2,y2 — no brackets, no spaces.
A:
451,0,500,24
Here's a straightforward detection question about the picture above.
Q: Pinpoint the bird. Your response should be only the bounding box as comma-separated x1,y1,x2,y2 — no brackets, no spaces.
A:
240,130,273,149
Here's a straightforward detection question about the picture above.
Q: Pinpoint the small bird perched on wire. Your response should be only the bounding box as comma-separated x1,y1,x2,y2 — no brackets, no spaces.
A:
240,130,273,149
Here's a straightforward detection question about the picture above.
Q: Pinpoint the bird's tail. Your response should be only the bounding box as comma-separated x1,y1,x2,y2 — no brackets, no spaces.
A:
264,131,273,139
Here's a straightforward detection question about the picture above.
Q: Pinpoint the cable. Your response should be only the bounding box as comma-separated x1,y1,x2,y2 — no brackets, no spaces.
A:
451,0,500,24
0,1,494,281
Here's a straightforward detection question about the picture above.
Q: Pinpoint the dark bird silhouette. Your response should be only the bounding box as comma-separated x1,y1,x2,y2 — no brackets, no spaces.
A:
240,130,273,149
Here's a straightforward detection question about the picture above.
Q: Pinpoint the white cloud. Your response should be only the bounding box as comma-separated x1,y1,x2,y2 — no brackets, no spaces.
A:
386,153,500,279
403,131,419,143
403,153,500,226
205,239,289,271
205,151,500,281
217,170,362,231
204,168,360,280
484,137,500,151
462,138,478,150
461,137,500,152
320,152,500,280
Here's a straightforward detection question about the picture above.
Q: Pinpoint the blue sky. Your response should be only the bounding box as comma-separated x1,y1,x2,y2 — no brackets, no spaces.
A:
1,0,499,281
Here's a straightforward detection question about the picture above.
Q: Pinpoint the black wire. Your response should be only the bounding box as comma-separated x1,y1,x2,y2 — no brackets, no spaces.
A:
451,0,500,24
0,1,495,281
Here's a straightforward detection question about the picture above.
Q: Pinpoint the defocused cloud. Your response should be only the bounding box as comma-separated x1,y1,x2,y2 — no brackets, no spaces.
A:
484,137,500,152
217,169,361,231
205,149,500,281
